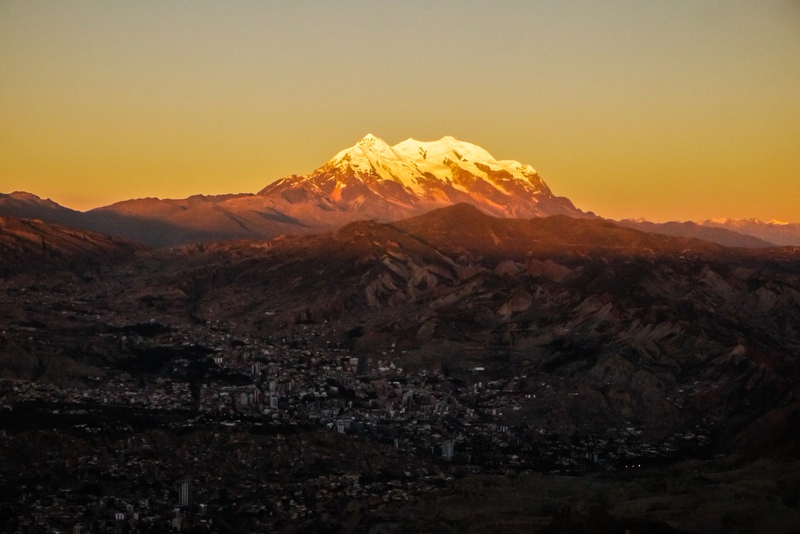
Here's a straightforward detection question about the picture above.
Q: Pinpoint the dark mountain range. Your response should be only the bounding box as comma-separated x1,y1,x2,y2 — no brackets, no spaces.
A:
390,203,734,256
0,191,261,247
0,189,776,249
702,218,800,246
0,191,86,227
616,219,775,248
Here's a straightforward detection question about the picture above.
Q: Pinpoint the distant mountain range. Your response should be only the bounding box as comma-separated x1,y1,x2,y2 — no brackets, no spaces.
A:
1,134,797,247
614,219,775,249
700,218,800,247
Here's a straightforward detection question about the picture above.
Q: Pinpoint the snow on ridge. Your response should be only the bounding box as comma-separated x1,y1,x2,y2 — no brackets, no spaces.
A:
320,134,545,196
706,217,792,227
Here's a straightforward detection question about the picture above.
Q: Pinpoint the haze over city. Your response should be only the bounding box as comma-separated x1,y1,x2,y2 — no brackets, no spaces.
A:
1,1,799,222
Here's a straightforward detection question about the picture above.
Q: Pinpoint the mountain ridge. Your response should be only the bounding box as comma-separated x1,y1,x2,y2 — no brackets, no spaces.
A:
258,134,582,222
701,218,800,246
615,219,775,248
0,215,141,274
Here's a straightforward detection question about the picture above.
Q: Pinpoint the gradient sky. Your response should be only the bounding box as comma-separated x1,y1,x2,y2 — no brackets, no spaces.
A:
1,1,799,222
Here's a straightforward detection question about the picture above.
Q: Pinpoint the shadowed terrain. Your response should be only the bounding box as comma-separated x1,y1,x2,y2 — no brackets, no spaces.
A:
2,205,800,532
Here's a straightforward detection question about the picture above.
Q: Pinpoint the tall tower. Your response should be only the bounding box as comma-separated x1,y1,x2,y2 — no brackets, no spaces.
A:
178,480,193,508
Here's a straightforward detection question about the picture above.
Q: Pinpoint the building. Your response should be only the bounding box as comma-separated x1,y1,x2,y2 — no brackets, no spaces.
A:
442,440,454,461
178,480,193,508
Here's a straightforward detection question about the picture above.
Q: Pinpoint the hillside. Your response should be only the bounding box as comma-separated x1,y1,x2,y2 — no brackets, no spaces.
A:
0,216,142,275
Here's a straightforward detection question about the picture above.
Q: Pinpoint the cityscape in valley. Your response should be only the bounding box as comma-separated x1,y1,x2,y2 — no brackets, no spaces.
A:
3,134,800,533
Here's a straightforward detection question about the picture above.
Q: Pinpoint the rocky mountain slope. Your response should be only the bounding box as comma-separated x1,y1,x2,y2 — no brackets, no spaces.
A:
0,192,86,227
0,216,141,275
151,204,800,451
4,188,781,249
257,134,582,222
0,191,263,247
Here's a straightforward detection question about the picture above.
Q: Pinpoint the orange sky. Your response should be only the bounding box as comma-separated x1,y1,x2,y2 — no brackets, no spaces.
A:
1,1,799,222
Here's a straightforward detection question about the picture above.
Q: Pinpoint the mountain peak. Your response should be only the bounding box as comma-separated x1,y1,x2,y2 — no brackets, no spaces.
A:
6,191,43,200
334,133,394,159
257,134,582,221
0,190,76,214
357,133,382,146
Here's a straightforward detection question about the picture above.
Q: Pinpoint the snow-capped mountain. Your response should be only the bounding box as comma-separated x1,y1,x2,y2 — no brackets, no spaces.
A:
699,219,800,247
2,134,587,246
7,135,800,248
258,134,582,221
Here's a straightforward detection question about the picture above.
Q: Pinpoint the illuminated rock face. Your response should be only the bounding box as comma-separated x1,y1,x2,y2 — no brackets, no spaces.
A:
258,134,585,224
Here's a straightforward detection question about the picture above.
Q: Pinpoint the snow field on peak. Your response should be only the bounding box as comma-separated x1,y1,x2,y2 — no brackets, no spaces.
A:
325,134,544,197
330,136,429,195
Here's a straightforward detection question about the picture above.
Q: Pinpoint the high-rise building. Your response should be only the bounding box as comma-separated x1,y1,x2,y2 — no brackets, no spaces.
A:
442,441,454,461
178,480,193,508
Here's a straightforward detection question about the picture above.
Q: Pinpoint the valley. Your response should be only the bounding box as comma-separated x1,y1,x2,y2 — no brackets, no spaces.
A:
2,205,800,532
